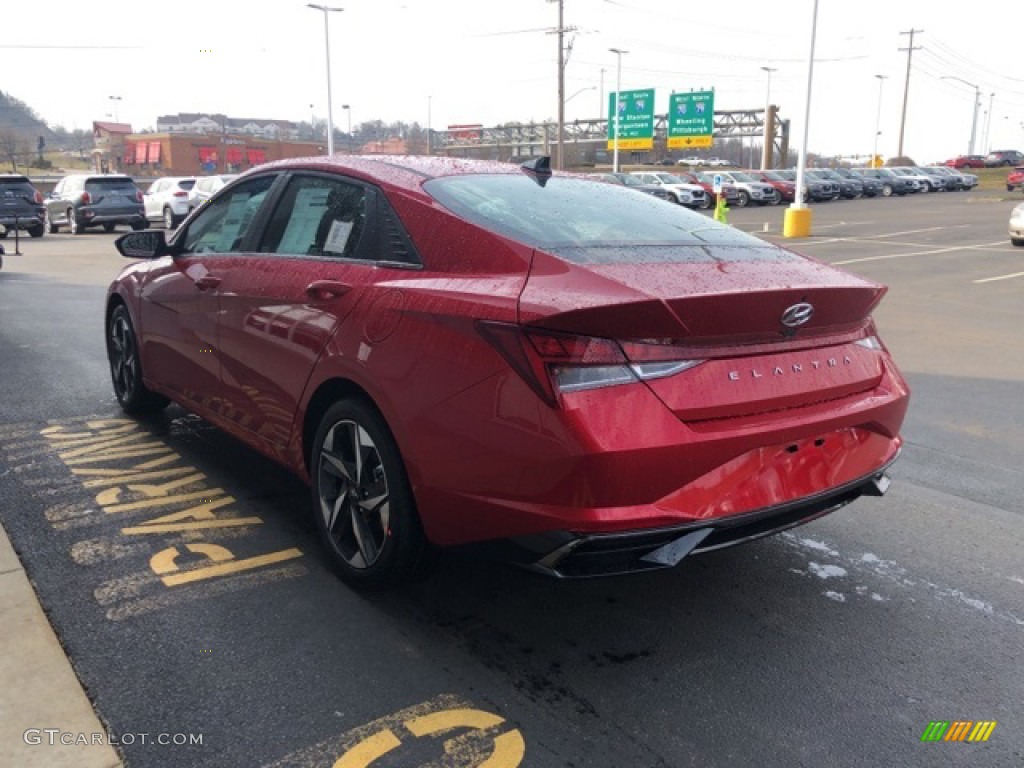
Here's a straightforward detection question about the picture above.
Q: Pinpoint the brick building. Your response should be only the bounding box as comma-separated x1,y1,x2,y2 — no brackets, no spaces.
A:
121,133,327,176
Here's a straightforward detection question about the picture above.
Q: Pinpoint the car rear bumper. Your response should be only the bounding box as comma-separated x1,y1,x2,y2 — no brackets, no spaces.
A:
503,458,896,577
0,211,44,228
81,208,146,225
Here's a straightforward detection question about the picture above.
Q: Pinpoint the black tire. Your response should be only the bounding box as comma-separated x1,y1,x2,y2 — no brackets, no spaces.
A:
881,184,893,197
68,209,82,235
106,304,169,415
163,207,176,230
0,230,6,239
45,209,58,234
310,398,432,590
130,220,146,231
103,223,116,233
28,224,44,238
1012,238,1024,247
699,195,712,210
735,190,750,207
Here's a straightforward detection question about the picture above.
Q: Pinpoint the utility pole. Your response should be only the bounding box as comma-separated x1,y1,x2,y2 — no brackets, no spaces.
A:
897,28,922,159
873,74,887,165
982,92,995,153
548,0,575,170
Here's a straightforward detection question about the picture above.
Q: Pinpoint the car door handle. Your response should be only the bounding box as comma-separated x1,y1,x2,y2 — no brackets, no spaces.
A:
306,279,352,300
194,275,221,291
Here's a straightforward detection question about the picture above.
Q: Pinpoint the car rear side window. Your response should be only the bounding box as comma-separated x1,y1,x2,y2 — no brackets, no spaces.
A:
180,175,276,254
425,174,791,263
259,175,366,259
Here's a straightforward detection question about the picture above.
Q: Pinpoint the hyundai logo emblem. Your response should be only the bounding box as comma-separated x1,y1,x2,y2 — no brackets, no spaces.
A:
781,302,814,328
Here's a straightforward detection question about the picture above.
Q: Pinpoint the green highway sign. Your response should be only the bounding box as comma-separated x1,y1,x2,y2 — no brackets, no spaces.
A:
668,90,714,149
607,88,655,150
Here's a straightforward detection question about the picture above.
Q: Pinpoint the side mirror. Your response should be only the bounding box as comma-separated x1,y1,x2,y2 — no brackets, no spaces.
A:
115,230,170,260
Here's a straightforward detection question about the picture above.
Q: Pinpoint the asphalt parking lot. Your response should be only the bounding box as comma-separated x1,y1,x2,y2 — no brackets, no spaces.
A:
0,189,1021,767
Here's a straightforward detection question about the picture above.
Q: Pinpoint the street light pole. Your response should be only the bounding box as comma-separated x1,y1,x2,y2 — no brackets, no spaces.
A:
783,0,819,238
760,66,776,169
308,4,343,156
609,48,628,173
873,74,887,166
942,75,981,155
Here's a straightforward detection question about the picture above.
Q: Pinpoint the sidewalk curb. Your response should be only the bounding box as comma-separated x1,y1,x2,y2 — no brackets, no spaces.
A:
0,522,123,768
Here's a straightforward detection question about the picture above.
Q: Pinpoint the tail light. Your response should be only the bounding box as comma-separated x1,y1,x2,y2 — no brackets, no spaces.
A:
173,191,188,198
81,191,92,204
33,190,44,204
478,322,704,406
135,190,144,203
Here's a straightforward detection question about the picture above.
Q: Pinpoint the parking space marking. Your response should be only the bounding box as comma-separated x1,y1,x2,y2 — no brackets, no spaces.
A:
973,271,1024,284
0,417,308,621
833,241,1006,265
263,695,525,768
807,225,968,245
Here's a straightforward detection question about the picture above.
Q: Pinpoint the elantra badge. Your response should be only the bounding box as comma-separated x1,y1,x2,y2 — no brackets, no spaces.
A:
781,302,814,328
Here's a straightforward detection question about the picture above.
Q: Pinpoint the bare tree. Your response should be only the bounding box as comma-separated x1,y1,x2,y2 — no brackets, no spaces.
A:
0,128,29,172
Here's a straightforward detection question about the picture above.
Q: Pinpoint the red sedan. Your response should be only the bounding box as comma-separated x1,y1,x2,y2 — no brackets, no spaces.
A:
943,155,985,169
106,155,909,588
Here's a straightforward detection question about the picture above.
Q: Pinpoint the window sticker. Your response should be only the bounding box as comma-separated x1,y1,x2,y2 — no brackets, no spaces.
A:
211,194,254,252
277,187,331,254
324,219,354,255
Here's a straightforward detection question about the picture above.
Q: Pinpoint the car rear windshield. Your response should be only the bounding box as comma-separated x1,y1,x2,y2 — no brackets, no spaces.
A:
0,178,36,194
177,180,197,190
424,174,796,264
86,178,138,191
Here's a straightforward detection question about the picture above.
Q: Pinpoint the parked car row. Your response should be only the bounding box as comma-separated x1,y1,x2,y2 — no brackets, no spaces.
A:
0,172,242,238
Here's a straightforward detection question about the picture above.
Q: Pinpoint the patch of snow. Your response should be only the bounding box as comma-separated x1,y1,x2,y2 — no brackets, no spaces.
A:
809,562,847,580
860,553,881,563
824,591,846,602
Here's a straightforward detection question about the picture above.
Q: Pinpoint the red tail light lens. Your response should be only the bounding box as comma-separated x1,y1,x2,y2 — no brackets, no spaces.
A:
478,322,704,406
33,191,44,204
173,190,187,197
81,191,92,204
136,190,144,203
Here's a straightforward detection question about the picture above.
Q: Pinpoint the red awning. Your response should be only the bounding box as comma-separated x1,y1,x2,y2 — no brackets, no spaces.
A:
246,149,266,166
135,144,148,164
198,147,218,163
148,142,161,163
225,147,243,164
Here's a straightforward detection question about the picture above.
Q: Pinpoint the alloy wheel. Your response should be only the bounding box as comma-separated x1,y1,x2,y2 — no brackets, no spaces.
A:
109,312,138,400
317,419,391,570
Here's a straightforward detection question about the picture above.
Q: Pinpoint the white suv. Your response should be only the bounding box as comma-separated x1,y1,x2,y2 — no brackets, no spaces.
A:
713,171,778,207
629,172,708,208
144,176,197,229
187,174,238,213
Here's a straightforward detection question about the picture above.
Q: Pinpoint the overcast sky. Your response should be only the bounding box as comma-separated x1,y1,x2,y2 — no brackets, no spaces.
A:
3,0,1022,163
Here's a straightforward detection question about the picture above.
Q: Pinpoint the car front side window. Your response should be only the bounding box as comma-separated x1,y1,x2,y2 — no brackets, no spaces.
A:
180,175,276,255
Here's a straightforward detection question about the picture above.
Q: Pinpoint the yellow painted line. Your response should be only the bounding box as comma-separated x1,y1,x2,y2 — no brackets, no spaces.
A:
480,729,527,767
122,517,263,535
65,446,176,465
103,488,229,514
159,547,303,587
973,270,1024,284
56,433,153,459
332,730,401,768
405,708,505,736
81,466,196,488
133,496,236,525
71,453,184,478
95,472,207,505
978,721,997,742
